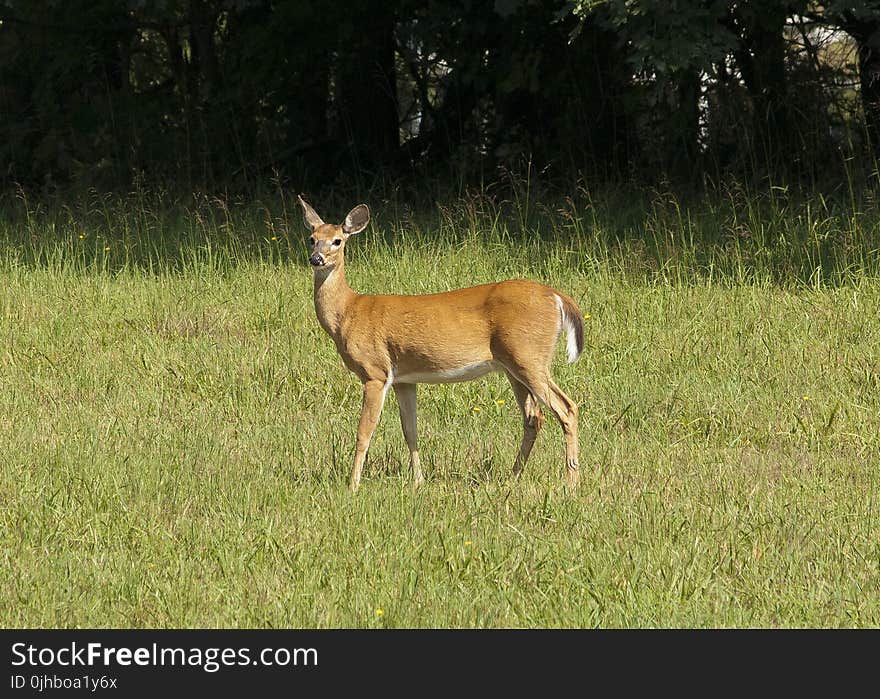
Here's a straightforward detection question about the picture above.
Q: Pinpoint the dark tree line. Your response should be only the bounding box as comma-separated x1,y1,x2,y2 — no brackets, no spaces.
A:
0,0,878,189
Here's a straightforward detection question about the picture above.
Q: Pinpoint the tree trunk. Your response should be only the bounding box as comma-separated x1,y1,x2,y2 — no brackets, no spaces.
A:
676,69,702,176
293,58,329,145
735,5,791,168
335,3,399,169
854,25,880,162
189,0,219,101
566,18,635,176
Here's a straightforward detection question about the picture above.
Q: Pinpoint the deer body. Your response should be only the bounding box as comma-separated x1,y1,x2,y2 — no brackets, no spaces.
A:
300,197,583,491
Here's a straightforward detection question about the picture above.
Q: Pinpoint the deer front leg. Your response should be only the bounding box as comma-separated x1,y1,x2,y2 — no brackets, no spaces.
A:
350,378,390,492
393,383,423,487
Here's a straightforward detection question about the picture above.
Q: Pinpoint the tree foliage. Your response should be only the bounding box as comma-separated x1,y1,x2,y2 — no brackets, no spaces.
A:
0,0,877,188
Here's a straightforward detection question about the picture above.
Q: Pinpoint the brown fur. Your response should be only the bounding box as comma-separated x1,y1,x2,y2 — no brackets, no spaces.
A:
299,196,583,491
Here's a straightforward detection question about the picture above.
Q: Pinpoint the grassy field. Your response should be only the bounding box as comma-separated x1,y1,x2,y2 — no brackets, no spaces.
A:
1,185,879,627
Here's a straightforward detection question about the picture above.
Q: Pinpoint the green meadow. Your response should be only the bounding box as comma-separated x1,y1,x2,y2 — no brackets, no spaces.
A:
2,185,879,627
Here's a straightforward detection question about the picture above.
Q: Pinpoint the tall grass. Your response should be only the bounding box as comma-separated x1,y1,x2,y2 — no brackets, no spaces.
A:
2,177,879,283
1,181,879,627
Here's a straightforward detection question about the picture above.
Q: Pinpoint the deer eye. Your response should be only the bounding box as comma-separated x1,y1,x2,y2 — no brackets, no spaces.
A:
332,238,342,246
308,236,315,246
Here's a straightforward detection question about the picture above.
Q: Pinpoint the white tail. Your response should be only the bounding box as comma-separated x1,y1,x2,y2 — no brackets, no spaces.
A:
299,196,584,491
556,294,584,364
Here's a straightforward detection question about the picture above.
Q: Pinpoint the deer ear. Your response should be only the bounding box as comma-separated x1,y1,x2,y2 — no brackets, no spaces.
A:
298,195,324,230
343,204,370,236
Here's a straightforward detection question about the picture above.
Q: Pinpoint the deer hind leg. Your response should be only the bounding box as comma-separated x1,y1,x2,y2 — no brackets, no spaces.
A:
392,383,424,487
505,371,545,477
508,368,579,488
350,378,391,492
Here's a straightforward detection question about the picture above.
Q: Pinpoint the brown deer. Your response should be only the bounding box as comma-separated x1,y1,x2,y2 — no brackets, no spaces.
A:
299,196,584,491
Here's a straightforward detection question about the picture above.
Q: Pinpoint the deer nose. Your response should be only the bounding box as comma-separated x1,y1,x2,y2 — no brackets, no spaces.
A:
309,253,325,266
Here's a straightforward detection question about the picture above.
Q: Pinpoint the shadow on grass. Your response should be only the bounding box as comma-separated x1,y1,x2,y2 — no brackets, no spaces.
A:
1,180,879,287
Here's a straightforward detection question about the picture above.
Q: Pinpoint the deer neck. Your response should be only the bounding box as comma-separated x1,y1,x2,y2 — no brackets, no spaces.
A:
313,259,356,338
